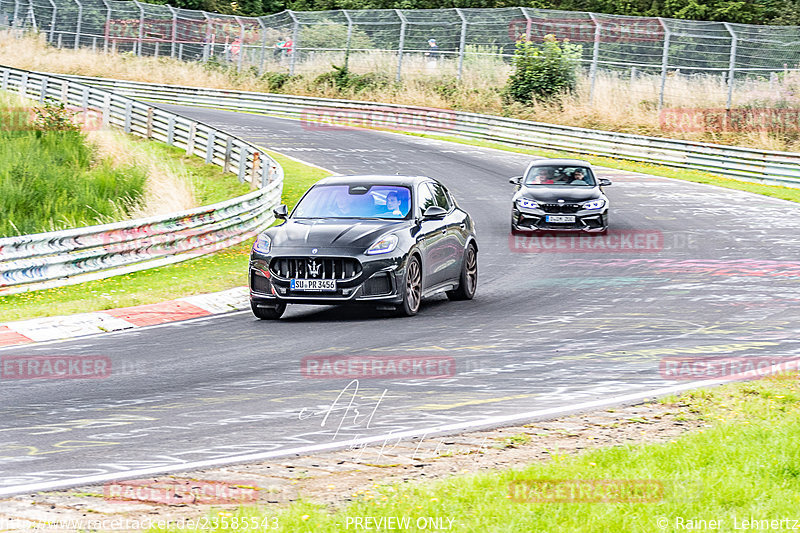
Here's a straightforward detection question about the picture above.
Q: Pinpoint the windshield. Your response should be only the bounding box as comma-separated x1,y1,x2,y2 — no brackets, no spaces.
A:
524,166,596,187
292,184,412,219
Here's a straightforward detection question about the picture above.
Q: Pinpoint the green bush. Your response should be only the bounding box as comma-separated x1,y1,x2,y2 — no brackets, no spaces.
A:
504,35,581,104
314,64,391,93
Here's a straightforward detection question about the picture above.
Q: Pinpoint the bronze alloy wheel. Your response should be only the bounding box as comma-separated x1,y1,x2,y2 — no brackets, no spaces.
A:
399,256,422,316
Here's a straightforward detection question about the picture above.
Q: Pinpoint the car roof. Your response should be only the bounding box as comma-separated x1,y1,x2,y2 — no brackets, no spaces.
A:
529,159,592,168
313,175,432,187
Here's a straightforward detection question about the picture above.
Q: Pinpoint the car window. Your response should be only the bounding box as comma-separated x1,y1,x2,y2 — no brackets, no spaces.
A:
524,166,596,187
293,184,411,219
417,183,437,216
429,182,452,211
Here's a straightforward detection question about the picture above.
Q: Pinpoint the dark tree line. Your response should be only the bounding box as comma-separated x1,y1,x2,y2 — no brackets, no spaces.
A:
141,0,800,25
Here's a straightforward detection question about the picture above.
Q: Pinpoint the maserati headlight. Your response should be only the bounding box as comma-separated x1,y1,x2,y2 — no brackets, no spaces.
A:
253,233,271,255
582,199,606,210
366,234,398,255
516,198,540,210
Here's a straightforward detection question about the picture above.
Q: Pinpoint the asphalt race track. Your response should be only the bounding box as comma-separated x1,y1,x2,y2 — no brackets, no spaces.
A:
1,104,799,495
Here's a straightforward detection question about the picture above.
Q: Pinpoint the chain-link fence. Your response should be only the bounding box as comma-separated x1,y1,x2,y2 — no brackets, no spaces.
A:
3,1,800,109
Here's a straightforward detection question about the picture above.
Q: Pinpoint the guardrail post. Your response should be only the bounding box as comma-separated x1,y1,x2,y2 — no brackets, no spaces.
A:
60,80,68,103
395,9,407,82
47,0,56,43
588,13,600,104
134,0,144,56
187,122,195,155
146,107,153,138
455,8,467,80
167,5,177,59
237,146,247,183
343,10,353,71
81,87,88,112
102,93,110,127
166,115,175,144
19,71,27,97
723,22,737,109
205,130,215,163
224,137,232,173
73,0,82,49
1,69,9,91
657,18,670,110
39,78,47,103
124,102,132,133
57,33,62,48
288,11,299,76
250,151,260,190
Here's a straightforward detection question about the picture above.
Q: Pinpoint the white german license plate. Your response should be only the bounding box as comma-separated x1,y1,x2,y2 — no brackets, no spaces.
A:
291,279,336,291
546,215,576,223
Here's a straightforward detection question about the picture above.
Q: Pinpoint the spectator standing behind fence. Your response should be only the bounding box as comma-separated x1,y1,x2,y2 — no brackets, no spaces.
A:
424,38,439,72
273,39,293,62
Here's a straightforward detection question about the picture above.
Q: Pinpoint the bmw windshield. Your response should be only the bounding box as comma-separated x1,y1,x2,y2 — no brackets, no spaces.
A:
524,166,596,187
292,184,412,219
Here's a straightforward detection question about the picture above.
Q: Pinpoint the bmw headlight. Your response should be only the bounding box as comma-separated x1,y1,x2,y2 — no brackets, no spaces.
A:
253,233,271,255
366,234,398,255
582,199,606,210
516,198,540,210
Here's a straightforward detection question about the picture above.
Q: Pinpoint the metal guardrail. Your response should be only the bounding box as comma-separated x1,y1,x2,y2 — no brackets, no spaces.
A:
0,66,284,295
62,74,800,189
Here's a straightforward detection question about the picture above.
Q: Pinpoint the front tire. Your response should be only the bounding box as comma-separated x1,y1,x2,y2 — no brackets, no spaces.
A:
251,301,286,320
397,255,422,317
447,244,477,301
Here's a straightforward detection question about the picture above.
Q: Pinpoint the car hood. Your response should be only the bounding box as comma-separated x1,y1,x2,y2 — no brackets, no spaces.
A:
518,186,602,202
267,219,407,250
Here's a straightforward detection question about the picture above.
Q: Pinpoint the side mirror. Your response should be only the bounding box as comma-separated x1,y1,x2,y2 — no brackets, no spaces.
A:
509,176,523,185
273,204,288,219
422,205,448,220
599,179,612,187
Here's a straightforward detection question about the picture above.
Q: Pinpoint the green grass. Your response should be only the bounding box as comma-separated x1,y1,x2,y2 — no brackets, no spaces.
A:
0,150,330,322
408,132,800,204
0,98,147,237
150,373,800,533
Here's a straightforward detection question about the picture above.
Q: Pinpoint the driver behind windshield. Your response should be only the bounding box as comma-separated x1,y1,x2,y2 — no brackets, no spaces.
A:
527,167,555,185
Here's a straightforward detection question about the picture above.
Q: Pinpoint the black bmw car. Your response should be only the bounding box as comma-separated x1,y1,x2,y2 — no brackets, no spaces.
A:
249,175,478,319
510,159,612,233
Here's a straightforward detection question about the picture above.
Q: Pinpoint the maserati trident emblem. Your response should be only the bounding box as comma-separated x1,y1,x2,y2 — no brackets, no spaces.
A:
311,248,318,254
308,259,321,278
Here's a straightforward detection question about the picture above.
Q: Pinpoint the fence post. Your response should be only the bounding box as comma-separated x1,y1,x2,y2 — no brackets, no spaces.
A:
455,8,467,80
519,6,532,41
588,13,600,104
202,12,211,62
167,115,175,144
288,10,299,76
12,0,19,27
235,15,245,72
100,0,110,53
47,0,56,43
134,0,144,56
73,0,82,49
124,102,132,133
102,93,110,128
224,137,232,173
343,10,353,71
257,16,267,75
238,146,247,183
723,22,737,109
146,107,153,138
39,78,47,103
395,9,407,83
187,122,196,155
206,130,215,163
657,17,670,110
167,5,177,59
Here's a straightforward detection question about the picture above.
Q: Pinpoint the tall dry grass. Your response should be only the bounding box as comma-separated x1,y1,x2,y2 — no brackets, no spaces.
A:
3,31,799,151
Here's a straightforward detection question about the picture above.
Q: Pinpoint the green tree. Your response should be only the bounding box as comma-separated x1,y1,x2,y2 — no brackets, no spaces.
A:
504,35,581,104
